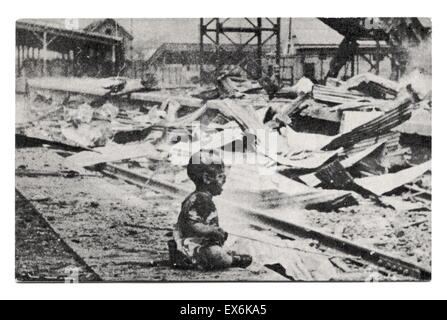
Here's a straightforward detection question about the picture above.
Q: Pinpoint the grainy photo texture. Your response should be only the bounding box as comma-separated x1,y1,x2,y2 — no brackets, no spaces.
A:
15,18,432,282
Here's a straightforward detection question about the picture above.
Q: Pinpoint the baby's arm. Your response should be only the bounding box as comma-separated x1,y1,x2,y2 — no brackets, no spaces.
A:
190,223,228,244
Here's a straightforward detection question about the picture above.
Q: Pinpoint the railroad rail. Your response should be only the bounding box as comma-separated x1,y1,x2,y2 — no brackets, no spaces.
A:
101,163,431,281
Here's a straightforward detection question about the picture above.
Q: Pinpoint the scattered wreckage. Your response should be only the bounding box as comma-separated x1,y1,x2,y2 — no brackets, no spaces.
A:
16,70,432,280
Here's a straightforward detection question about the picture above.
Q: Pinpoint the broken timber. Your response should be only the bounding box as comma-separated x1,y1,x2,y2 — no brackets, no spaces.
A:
322,99,413,151
98,163,431,280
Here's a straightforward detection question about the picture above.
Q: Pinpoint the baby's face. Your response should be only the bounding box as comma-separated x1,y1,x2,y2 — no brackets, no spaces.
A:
215,171,227,187
207,170,226,196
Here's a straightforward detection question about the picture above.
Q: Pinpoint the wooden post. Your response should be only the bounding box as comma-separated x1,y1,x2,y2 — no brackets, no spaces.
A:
20,46,24,75
43,32,48,76
112,44,116,75
257,18,263,79
376,57,380,75
276,18,281,72
215,18,220,74
63,51,68,77
199,18,204,85
375,41,381,75
17,46,21,76
72,49,76,77
357,54,359,75
320,55,324,82
351,51,356,77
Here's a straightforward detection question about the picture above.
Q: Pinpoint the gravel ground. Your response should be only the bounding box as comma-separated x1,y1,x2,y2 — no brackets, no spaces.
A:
15,147,284,282
303,197,431,268
15,190,100,282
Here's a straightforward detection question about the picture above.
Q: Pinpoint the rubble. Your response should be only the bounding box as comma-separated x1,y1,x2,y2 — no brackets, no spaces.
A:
17,66,432,280
20,70,432,203
342,73,400,99
61,121,113,148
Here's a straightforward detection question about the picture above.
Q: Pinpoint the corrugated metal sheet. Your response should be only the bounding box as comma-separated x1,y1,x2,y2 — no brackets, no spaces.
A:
322,100,413,151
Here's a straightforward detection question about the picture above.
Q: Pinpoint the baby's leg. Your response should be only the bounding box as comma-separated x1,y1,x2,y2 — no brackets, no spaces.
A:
196,245,233,270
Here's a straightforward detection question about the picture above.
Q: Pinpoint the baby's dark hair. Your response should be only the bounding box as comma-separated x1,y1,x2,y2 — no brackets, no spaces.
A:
187,150,225,186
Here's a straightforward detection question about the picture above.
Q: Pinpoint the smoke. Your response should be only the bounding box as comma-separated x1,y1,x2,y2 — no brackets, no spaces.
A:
398,35,432,100
406,35,432,75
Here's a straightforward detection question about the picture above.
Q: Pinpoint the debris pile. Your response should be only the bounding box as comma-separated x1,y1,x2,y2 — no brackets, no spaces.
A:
18,70,431,207
16,69,431,274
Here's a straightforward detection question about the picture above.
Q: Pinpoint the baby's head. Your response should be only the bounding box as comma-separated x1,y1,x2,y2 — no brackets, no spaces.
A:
187,150,226,196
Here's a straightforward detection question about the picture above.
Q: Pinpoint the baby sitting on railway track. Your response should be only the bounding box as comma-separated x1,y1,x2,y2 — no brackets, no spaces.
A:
168,150,252,270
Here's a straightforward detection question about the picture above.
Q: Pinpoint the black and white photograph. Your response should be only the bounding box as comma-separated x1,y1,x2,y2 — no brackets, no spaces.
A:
14,17,432,283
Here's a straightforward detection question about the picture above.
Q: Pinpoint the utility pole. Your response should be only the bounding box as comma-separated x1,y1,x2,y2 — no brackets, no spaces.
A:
130,18,135,78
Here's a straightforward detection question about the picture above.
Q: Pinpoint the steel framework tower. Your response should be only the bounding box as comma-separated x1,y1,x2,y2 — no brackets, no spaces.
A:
199,18,281,81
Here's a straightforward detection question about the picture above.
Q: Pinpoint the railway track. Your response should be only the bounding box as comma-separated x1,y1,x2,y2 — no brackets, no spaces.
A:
15,147,431,281
15,190,102,282
101,162,431,281
17,83,432,282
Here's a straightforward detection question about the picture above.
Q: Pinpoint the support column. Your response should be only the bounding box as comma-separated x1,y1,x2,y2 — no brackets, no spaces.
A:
72,49,77,77
112,44,116,75
43,32,48,76
257,18,263,79
17,46,21,76
357,54,359,76
320,55,324,82
276,18,281,70
20,46,24,75
199,18,204,84
215,18,220,74
64,51,68,77
375,41,381,75
351,51,356,77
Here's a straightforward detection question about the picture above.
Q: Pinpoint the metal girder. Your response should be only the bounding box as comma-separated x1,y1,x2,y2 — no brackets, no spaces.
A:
199,18,281,81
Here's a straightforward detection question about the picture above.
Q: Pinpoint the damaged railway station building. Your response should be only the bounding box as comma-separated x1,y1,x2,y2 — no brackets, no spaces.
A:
16,19,130,78
15,18,432,282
